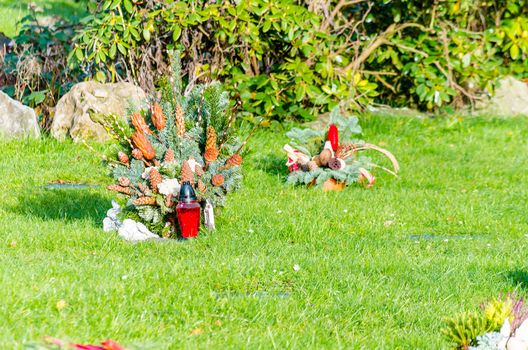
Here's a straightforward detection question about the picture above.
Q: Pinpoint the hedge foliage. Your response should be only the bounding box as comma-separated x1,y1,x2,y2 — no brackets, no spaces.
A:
65,1,528,119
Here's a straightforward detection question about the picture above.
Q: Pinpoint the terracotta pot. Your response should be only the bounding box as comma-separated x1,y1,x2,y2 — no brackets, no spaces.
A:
322,178,345,192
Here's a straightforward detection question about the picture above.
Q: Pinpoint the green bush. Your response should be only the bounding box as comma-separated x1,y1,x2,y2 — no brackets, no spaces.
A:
1,14,84,129
67,0,528,120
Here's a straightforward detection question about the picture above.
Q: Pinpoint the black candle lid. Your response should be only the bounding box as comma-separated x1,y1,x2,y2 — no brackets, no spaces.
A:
179,181,197,203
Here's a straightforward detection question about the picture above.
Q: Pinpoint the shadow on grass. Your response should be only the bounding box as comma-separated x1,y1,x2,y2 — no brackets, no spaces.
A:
253,154,289,177
10,188,109,225
507,270,528,290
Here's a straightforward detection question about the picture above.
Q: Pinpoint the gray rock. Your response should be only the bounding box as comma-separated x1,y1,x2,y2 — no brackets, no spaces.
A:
0,91,40,139
51,81,147,142
481,76,528,116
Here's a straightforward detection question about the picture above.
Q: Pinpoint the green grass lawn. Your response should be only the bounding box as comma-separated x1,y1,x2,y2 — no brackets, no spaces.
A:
1,114,527,349
0,0,84,37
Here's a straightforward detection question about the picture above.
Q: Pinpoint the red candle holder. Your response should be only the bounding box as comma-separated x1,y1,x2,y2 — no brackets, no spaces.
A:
176,181,201,239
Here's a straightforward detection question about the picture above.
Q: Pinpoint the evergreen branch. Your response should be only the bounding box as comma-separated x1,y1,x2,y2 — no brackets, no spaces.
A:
171,50,182,104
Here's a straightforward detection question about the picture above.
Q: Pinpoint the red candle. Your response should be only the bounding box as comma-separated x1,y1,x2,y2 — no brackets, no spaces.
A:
328,124,339,151
176,181,201,238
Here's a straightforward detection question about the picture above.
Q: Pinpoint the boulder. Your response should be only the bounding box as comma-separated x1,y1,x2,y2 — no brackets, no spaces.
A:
482,76,528,116
51,81,147,142
0,91,40,139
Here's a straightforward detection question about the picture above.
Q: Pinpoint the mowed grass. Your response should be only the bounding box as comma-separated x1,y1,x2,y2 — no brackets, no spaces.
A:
0,114,527,349
0,0,84,37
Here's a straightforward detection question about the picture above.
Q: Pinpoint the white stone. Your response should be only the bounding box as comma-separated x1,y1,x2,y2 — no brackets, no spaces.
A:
0,91,40,139
103,200,122,232
117,219,159,241
103,201,159,241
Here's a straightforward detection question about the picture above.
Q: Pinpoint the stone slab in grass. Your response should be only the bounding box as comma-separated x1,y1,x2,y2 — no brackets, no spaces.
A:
43,183,100,189
0,91,40,139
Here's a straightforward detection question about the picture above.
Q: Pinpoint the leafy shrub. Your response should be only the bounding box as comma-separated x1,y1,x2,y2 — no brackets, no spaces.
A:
71,0,368,121
65,1,528,119
0,14,83,130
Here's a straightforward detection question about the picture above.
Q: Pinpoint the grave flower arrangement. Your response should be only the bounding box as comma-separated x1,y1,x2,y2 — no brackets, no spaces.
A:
283,109,399,191
95,55,248,238
443,294,528,350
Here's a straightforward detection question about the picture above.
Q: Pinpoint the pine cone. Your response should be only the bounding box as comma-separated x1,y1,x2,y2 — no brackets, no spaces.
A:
180,160,194,185
149,168,162,193
319,149,332,166
117,151,129,165
164,149,175,163
132,148,143,160
175,104,185,137
138,183,148,194
133,196,157,206
118,177,131,187
131,112,152,135
150,103,166,130
164,194,174,208
194,164,204,177
131,132,155,160
107,184,132,195
204,126,219,162
197,180,206,193
211,174,224,187
204,148,219,163
226,154,242,168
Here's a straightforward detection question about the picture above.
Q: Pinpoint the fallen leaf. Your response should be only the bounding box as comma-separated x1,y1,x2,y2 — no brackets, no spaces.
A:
214,320,222,327
56,300,67,310
190,328,204,335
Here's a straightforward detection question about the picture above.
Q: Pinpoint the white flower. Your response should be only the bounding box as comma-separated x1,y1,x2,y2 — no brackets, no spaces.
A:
158,178,180,196
187,158,199,172
293,264,300,272
142,166,156,179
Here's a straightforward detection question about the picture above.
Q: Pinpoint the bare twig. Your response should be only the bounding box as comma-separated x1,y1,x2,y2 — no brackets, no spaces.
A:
236,106,275,154
218,100,242,153
320,0,369,31
345,22,431,73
